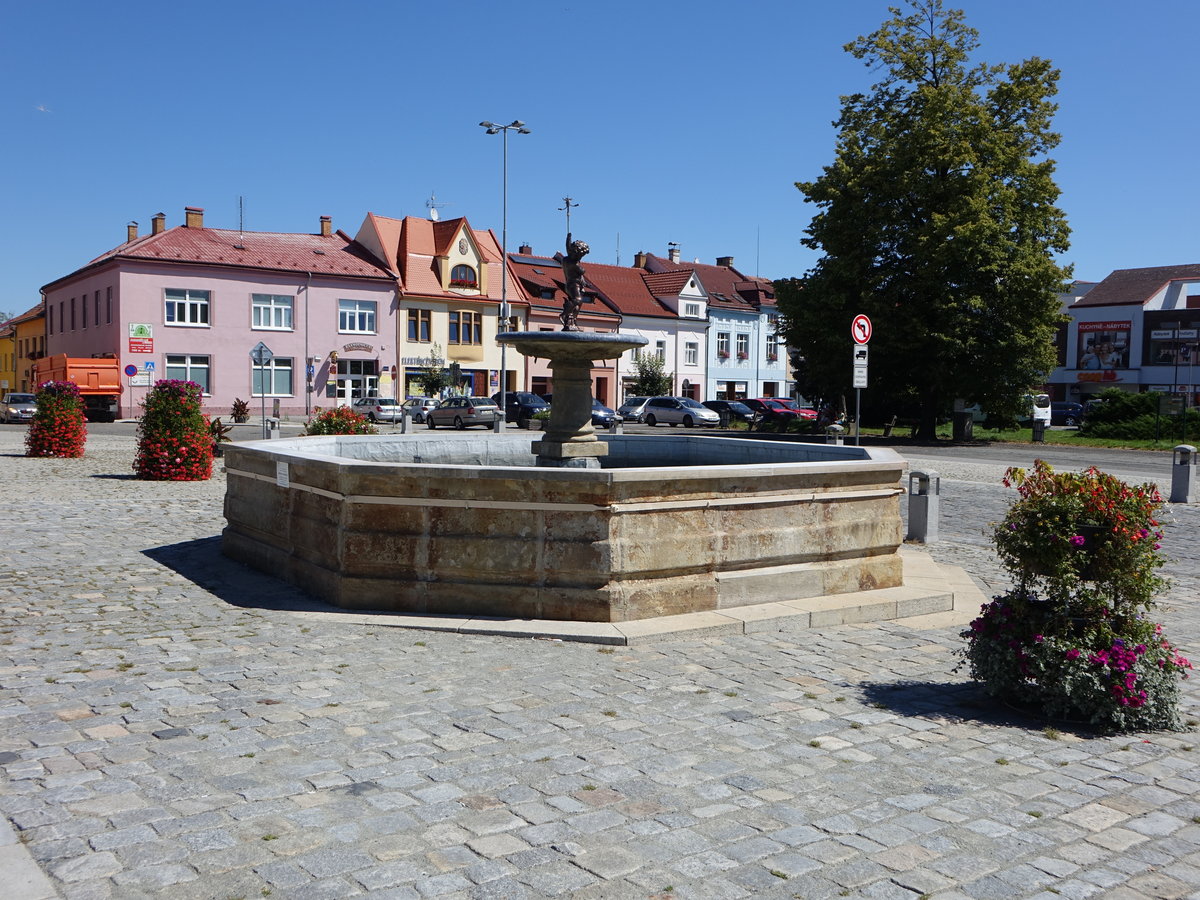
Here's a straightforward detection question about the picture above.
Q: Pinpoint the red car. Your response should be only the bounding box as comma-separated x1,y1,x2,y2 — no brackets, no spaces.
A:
743,398,803,422
772,398,818,420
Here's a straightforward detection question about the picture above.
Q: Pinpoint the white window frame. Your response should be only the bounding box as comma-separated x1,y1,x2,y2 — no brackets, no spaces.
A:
684,302,702,318
685,341,698,366
252,357,294,397
252,294,294,330
165,354,211,394
736,333,750,359
165,289,210,327
717,332,730,358
655,340,666,361
338,299,377,334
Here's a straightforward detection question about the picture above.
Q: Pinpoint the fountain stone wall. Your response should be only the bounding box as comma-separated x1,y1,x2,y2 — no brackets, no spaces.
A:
221,433,907,623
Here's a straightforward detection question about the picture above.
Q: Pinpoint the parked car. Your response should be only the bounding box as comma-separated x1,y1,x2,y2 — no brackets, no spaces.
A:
702,399,755,425
1,393,37,424
771,398,818,420
401,397,439,423
641,396,721,428
1051,401,1084,427
743,398,803,423
617,396,651,423
491,391,549,427
591,399,621,428
351,396,402,423
427,396,500,430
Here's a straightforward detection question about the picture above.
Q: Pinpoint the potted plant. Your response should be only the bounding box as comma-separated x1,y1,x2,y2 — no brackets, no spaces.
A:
961,460,1190,731
737,351,749,360
134,380,213,480
26,380,87,458
303,406,377,435
209,416,234,457
231,398,250,423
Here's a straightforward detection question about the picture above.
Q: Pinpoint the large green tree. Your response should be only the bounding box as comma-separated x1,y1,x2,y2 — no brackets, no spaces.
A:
780,1,1071,438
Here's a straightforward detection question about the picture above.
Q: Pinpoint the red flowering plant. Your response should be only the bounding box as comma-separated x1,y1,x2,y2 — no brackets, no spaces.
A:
961,460,1190,731
25,381,87,458
133,379,213,480
303,406,376,435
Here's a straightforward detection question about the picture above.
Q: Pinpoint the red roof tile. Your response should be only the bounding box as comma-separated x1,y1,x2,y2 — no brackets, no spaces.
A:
642,253,775,310
1072,264,1200,307
46,224,395,291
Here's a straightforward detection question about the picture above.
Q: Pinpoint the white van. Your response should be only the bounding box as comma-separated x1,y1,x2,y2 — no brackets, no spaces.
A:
1028,393,1051,426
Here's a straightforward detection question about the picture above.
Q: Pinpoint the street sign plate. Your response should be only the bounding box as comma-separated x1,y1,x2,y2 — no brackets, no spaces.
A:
853,346,869,367
853,368,868,388
124,364,138,377
250,341,274,365
852,314,872,345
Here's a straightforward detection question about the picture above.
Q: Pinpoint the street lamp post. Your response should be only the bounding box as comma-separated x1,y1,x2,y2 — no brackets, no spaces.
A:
479,120,530,428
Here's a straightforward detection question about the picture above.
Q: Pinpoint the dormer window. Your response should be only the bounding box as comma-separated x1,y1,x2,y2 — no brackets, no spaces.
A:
450,264,477,290
684,302,702,318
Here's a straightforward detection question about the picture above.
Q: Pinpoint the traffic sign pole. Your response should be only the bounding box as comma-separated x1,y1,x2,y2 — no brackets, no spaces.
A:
851,316,872,445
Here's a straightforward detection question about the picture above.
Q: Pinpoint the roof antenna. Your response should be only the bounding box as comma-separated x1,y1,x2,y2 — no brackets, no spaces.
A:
426,192,448,221
234,196,245,249
616,231,621,267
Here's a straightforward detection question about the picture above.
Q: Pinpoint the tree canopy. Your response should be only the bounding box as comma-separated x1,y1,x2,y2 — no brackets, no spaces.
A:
779,0,1071,437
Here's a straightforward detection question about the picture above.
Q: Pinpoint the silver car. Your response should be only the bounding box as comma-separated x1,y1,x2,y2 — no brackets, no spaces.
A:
401,397,439,423
617,396,650,423
1,393,37,424
351,396,403,423
426,396,500,430
641,396,721,428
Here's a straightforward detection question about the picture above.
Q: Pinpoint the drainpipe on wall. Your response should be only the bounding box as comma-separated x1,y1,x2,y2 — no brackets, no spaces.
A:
304,272,312,417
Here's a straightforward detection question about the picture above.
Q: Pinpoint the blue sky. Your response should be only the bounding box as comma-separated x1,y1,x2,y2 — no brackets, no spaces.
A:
2,0,1198,316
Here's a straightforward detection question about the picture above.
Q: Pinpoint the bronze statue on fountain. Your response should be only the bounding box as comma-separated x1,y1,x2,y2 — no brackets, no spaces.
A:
557,235,589,331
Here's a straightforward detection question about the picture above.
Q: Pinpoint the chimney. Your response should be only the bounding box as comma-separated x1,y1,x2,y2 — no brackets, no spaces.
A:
716,256,734,268
633,251,648,269
518,244,532,255
184,206,204,228
320,215,332,237
127,221,138,243
668,246,681,263
151,212,166,235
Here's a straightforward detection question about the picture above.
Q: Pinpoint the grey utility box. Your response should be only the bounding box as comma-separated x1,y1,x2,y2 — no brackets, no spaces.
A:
1170,445,1196,504
906,469,940,543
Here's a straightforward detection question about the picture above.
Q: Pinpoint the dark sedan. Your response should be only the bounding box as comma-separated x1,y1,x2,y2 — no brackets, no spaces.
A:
702,399,755,425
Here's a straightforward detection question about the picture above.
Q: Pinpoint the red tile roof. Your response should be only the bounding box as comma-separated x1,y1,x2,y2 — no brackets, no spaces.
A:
45,224,394,291
642,253,775,310
509,254,679,319
507,255,621,323
1072,264,1200,307
6,302,45,326
642,270,693,297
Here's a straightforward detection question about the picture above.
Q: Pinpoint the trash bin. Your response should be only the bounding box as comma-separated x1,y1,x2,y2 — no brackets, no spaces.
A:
1170,444,1196,503
718,410,731,429
906,469,940,542
952,411,974,442
825,424,845,445
1032,420,1046,443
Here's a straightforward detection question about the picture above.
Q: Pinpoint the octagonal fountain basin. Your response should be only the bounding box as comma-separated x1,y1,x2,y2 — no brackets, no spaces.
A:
221,433,907,623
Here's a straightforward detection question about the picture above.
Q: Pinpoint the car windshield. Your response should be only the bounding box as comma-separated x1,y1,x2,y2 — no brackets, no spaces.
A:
680,399,705,409
7,394,35,403
728,402,751,413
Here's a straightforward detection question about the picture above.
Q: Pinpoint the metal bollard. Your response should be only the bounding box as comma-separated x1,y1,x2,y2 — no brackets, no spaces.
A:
608,419,623,434
266,416,281,440
493,411,504,433
906,469,940,542
399,410,409,434
825,424,845,445
1170,444,1196,504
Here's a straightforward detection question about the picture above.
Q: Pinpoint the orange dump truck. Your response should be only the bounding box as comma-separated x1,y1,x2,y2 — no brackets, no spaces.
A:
31,354,122,422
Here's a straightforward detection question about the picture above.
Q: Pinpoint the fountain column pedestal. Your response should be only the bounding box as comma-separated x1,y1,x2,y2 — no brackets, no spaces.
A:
497,332,648,468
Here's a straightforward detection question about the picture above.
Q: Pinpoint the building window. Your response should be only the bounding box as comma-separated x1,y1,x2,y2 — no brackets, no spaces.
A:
165,288,211,326
166,354,210,393
685,342,698,366
106,287,112,323
252,357,293,396
450,265,477,289
767,331,779,362
82,294,88,329
407,308,432,342
655,340,666,361
449,310,482,345
252,294,294,330
717,332,730,359
736,333,750,360
684,302,702,318
48,305,54,335
338,299,376,334
71,298,76,330
95,291,101,327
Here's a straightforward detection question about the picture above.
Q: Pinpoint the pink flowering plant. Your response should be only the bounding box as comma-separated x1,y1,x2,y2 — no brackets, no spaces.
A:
303,406,376,435
25,380,87,458
133,379,213,480
962,460,1190,732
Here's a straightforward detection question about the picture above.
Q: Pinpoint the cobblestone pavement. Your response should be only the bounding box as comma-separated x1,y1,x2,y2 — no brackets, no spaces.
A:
1,431,1198,900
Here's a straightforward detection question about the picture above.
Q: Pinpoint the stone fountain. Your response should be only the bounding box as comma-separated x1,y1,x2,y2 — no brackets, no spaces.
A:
220,234,933,624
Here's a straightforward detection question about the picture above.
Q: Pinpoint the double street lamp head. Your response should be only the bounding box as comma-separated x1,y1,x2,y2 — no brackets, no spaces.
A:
479,120,530,135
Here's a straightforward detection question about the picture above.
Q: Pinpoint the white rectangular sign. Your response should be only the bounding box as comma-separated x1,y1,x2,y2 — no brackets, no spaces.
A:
853,368,868,388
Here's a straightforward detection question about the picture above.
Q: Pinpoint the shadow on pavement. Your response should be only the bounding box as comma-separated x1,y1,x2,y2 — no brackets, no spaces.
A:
858,680,1103,737
142,535,338,615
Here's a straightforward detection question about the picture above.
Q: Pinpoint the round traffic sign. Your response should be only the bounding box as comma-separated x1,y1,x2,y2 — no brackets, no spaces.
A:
852,314,872,345
124,364,138,377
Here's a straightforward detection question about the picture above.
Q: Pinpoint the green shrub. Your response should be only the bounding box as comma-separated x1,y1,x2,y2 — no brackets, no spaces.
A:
303,406,377,435
134,380,213,480
26,381,87,458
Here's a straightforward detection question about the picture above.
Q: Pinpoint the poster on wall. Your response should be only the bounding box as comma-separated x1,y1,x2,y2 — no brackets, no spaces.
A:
1077,321,1130,369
